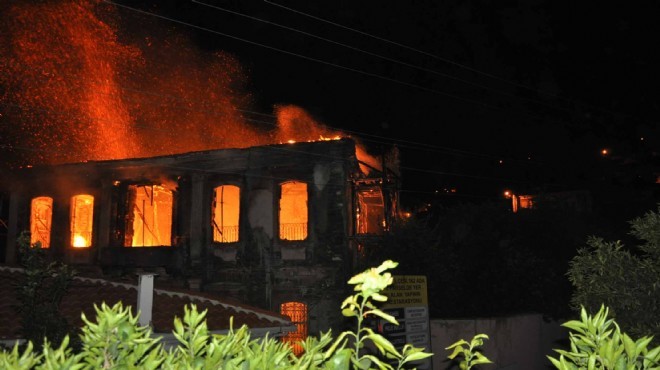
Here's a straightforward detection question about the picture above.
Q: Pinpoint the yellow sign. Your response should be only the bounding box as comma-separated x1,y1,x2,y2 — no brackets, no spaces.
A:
382,275,428,308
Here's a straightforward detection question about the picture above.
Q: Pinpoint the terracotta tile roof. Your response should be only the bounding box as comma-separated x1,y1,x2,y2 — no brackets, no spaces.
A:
0,266,292,340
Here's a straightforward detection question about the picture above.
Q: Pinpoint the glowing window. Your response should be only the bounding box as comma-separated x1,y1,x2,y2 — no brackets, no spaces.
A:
30,196,53,248
124,185,173,247
279,181,308,241
356,187,385,235
70,194,94,248
212,185,240,243
519,195,534,210
280,301,308,356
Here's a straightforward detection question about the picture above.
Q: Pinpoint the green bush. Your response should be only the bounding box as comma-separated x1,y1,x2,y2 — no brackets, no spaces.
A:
1,260,432,369
14,230,76,350
567,205,660,342
547,305,660,370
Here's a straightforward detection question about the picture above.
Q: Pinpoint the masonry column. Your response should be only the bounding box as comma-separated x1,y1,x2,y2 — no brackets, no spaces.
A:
4,192,22,265
137,273,155,327
188,173,205,274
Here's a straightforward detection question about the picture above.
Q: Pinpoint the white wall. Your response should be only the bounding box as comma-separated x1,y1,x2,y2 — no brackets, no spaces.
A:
429,314,568,370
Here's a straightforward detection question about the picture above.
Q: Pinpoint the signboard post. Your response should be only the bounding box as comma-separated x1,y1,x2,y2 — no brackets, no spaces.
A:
379,275,433,370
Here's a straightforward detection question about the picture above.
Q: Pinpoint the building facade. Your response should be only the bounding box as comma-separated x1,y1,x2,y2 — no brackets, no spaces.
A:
0,138,399,347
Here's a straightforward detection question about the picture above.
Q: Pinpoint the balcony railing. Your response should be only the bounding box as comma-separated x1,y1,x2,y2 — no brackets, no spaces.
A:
213,225,239,243
279,223,307,241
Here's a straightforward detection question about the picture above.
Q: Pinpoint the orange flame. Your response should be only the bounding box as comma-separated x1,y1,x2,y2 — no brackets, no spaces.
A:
0,1,380,172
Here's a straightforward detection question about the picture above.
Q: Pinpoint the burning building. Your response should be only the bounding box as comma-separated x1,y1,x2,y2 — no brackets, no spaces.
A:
0,137,400,346
0,0,402,349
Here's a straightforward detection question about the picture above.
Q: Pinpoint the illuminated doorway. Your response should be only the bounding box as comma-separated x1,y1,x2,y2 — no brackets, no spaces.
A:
280,301,308,356
125,185,173,247
356,187,385,235
70,194,94,248
279,181,307,241
212,185,240,243
30,196,53,248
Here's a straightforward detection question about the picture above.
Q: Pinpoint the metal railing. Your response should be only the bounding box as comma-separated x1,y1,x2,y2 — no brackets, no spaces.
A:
279,223,307,241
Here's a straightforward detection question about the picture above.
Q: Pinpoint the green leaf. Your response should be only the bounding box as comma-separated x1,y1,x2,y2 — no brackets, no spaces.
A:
366,332,400,357
445,340,468,350
405,350,433,362
563,320,587,334
341,308,357,318
547,355,562,369
367,310,398,325
472,356,493,365
447,345,465,360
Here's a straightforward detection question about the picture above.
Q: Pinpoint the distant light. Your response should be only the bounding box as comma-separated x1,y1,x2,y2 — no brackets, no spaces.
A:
601,149,609,155
640,137,644,141
499,160,503,164
504,190,512,198
527,156,531,160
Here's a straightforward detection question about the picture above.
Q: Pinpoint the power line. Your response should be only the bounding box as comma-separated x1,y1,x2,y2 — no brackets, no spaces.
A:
0,61,545,166
0,143,540,200
102,1,560,124
192,0,577,118
262,0,652,123
98,1,583,163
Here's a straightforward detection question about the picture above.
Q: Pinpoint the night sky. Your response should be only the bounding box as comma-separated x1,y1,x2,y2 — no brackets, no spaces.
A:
2,0,658,222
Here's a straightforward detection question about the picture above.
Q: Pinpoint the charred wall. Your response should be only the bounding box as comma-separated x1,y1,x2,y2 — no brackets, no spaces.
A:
1,138,373,334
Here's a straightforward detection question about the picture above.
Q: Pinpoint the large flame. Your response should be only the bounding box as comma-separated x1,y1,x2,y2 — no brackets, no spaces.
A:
0,0,379,172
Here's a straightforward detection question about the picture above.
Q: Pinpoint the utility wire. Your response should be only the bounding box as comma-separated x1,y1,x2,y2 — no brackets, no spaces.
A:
99,1,579,162
102,1,560,126
0,63,544,166
262,0,651,123
193,0,577,118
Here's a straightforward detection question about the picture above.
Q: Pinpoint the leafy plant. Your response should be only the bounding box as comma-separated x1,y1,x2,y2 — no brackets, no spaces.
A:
548,305,660,370
567,205,660,342
331,260,434,369
445,334,493,370
14,230,76,351
0,260,433,369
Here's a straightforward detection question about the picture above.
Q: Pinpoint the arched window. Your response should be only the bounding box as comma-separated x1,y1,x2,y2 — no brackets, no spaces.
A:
212,185,240,243
280,301,308,356
30,196,53,248
70,194,94,248
125,185,173,247
279,181,308,241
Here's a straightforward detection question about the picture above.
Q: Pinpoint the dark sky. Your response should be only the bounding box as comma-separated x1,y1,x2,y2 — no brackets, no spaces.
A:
119,0,659,212
3,0,659,217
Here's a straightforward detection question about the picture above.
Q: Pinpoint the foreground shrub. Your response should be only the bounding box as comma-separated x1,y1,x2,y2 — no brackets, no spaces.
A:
548,305,660,370
567,205,660,342
0,260,432,369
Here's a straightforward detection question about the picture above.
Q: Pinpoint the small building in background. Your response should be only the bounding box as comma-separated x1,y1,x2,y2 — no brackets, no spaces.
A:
510,190,592,214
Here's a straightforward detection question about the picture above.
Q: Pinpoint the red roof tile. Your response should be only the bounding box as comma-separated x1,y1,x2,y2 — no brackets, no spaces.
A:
0,266,292,340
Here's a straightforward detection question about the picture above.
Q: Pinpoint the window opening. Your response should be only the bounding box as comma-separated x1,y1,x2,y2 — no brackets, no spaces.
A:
30,196,53,248
519,195,534,210
280,301,308,356
124,185,173,247
356,187,385,235
279,181,308,241
70,194,94,248
212,185,240,243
